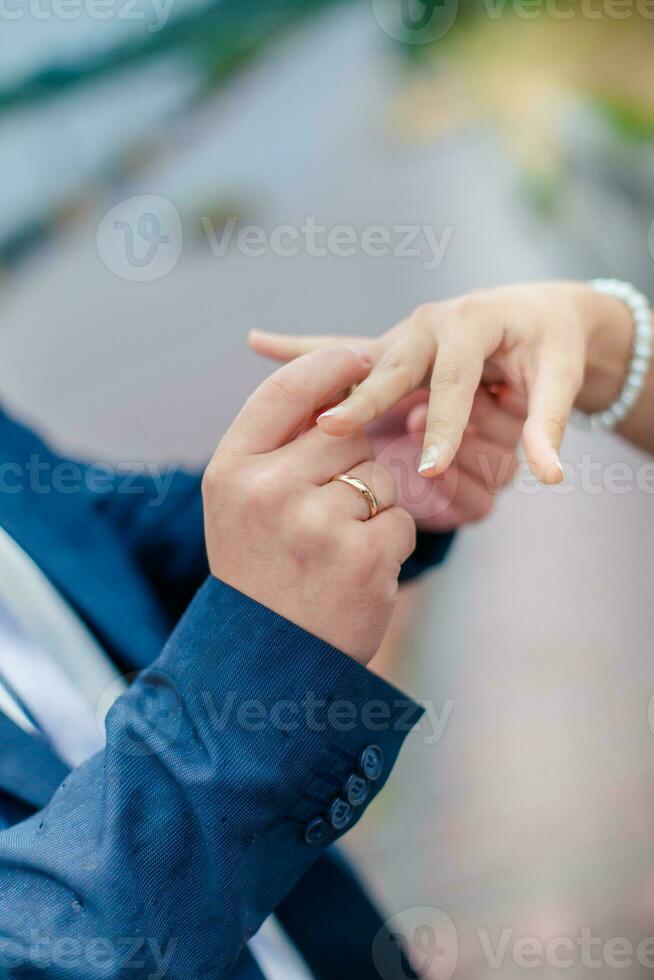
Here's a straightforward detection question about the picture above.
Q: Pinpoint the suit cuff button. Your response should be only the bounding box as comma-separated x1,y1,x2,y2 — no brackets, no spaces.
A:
304,818,332,846
328,798,354,831
359,744,384,782
344,773,370,807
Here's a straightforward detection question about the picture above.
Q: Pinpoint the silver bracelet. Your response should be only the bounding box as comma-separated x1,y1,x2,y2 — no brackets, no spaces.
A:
572,278,653,431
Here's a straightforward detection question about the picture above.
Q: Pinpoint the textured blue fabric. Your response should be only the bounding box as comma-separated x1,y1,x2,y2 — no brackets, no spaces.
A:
0,408,453,978
399,526,455,581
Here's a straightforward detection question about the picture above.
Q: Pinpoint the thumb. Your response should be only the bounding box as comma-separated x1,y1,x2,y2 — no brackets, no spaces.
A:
223,346,373,454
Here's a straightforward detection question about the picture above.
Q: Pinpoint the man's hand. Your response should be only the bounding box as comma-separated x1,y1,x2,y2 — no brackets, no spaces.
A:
203,348,417,665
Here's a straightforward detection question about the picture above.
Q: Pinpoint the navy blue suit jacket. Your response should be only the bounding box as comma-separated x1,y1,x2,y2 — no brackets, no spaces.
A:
0,409,453,978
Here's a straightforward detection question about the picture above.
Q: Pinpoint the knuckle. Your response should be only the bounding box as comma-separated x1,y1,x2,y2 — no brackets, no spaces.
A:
374,558,403,603
367,462,396,505
377,356,414,392
441,290,494,339
441,294,475,327
350,385,382,420
453,288,490,316
371,580,398,615
344,531,402,612
393,507,417,555
411,302,438,327
430,360,468,392
294,499,333,546
365,509,416,566
267,372,309,406
243,462,288,511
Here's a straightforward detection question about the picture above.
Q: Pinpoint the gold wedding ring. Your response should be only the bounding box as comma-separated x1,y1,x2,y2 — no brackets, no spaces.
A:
330,474,380,520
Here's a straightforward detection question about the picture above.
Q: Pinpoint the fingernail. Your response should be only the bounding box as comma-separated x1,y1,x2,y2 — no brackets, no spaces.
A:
318,405,345,420
418,445,440,474
556,458,565,482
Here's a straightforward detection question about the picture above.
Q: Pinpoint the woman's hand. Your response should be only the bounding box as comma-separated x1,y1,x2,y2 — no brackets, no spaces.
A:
366,386,524,531
202,347,417,665
249,281,635,485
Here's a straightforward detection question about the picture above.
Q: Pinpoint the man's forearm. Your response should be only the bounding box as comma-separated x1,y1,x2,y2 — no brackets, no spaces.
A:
0,578,421,977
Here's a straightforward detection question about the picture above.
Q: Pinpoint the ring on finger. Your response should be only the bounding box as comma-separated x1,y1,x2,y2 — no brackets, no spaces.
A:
330,474,380,520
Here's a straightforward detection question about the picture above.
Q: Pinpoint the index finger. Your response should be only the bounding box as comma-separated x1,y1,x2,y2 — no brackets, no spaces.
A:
418,339,485,476
316,326,433,435
223,347,373,454
248,330,371,362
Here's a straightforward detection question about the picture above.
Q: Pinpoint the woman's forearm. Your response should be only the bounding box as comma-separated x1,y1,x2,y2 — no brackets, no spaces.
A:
578,287,654,456
618,350,654,456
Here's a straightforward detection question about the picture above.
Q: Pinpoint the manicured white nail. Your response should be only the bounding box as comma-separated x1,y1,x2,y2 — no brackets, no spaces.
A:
418,445,440,474
318,406,345,420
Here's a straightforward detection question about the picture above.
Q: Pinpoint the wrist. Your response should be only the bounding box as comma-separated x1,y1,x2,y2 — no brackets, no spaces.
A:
573,282,634,415
209,563,379,668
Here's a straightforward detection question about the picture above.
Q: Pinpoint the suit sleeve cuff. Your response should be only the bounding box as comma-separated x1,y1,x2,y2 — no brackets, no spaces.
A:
161,576,423,842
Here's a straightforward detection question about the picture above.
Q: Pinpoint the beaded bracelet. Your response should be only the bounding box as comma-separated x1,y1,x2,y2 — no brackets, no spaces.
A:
572,278,653,431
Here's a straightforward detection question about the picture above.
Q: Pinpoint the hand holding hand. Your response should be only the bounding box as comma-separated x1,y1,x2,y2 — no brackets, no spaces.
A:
203,348,417,665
